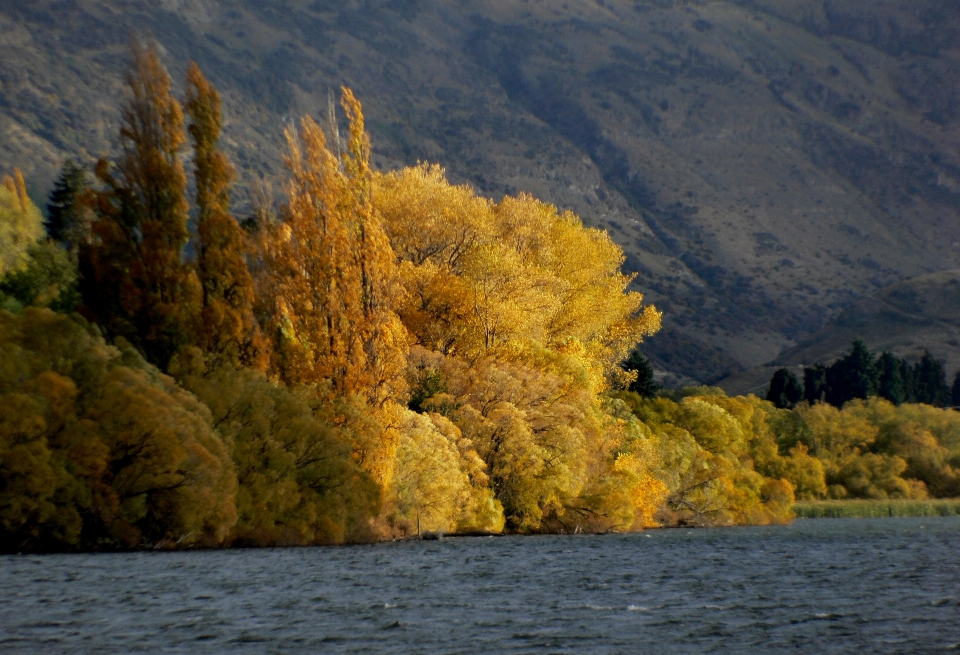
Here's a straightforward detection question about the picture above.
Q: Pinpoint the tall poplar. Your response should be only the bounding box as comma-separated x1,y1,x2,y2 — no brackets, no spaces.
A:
185,63,264,367
81,42,201,369
255,88,406,404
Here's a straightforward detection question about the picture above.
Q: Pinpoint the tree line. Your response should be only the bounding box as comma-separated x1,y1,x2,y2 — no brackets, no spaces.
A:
766,340,958,410
2,44,960,552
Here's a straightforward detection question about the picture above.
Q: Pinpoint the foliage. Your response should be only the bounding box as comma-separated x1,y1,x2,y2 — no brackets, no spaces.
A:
620,348,660,398
80,43,201,370
185,64,266,369
170,349,380,546
45,159,92,255
0,169,45,278
766,367,802,409
253,90,406,407
791,340,953,409
0,240,80,312
0,309,235,552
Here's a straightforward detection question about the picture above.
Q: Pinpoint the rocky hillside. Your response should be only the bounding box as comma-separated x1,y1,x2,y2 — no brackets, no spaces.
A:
2,0,959,383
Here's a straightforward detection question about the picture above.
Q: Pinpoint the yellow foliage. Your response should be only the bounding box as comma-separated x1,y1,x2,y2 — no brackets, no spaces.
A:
0,168,45,277
255,90,407,406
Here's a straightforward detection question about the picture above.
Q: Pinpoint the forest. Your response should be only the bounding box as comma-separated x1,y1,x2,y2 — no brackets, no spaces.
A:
2,45,960,552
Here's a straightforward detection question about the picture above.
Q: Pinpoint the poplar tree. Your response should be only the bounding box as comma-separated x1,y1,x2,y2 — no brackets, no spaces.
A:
81,43,201,369
185,63,264,368
255,88,406,404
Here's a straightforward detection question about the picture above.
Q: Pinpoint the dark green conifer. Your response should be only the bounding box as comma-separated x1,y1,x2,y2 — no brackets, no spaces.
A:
45,159,90,255
621,348,661,398
825,339,877,407
766,367,803,409
912,351,949,407
803,364,829,404
876,352,907,405
951,370,960,409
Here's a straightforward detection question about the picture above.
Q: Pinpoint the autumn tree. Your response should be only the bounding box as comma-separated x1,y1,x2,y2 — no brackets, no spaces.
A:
0,309,236,551
254,88,406,405
0,168,44,277
81,42,201,369
185,63,264,368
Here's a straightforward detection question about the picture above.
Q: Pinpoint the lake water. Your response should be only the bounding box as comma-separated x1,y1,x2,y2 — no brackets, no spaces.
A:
1,517,958,654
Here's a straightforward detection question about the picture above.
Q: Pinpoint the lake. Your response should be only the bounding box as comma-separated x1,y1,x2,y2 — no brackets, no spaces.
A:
2,517,958,654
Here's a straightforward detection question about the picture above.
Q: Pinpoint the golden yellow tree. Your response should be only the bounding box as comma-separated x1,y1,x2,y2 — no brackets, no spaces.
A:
255,89,406,406
0,169,44,277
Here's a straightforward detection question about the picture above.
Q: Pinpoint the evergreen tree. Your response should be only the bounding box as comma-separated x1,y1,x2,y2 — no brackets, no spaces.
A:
621,348,660,398
766,367,803,409
81,42,201,369
45,159,91,255
951,370,960,409
876,352,907,405
825,339,877,407
803,364,829,404
912,351,949,407
185,63,265,368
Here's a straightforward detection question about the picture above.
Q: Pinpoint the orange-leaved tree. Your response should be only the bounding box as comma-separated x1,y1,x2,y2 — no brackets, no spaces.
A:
184,62,265,369
81,42,201,370
254,88,406,406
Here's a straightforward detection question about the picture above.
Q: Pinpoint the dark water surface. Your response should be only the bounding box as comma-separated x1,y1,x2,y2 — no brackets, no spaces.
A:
2,518,959,654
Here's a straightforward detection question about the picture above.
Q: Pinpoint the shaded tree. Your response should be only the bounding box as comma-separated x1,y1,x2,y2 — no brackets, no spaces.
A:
876,352,907,405
81,42,201,369
951,370,960,409
824,339,877,407
621,348,660,398
912,351,948,407
803,364,829,404
185,62,265,368
766,367,803,409
45,160,92,255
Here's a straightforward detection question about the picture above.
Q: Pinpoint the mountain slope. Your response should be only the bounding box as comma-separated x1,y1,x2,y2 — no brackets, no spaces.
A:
1,0,959,382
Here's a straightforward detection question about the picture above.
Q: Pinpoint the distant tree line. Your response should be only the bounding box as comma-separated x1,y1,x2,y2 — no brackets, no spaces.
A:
766,339,959,410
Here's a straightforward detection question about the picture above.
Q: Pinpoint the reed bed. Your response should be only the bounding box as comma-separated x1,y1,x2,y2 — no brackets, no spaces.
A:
794,498,960,519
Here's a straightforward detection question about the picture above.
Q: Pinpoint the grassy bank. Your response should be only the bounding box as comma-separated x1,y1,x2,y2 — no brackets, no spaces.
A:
794,499,960,519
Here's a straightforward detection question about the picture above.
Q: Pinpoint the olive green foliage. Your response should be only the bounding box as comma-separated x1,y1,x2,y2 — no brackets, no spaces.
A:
0,308,236,552
0,240,80,312
170,349,380,546
794,498,960,518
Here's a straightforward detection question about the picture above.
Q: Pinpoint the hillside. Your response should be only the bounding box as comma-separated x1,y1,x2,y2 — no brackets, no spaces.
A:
1,0,959,383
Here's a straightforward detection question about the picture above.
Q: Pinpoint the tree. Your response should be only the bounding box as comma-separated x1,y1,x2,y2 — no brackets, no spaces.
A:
254,88,406,405
766,367,803,409
803,364,829,404
81,42,201,369
912,351,948,407
0,168,44,277
184,63,264,368
951,370,960,409
621,348,660,398
824,340,877,407
876,352,907,405
45,160,91,256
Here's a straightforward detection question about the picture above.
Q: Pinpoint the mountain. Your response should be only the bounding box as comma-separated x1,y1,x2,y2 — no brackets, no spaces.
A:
2,0,959,383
